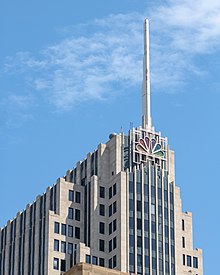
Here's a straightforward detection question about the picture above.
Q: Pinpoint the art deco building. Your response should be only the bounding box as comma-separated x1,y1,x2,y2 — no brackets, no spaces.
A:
0,19,203,275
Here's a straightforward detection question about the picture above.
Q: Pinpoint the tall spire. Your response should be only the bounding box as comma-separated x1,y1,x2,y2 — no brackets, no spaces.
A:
142,18,151,128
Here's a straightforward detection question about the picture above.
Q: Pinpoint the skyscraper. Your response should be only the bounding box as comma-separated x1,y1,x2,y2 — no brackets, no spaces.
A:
0,19,203,275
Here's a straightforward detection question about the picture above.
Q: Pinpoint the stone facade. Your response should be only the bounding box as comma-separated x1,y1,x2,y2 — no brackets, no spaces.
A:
64,262,134,275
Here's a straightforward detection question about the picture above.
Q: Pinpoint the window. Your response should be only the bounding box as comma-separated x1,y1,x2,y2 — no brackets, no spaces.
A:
60,259,66,272
54,222,59,234
137,201,142,212
137,236,142,248
92,256,98,265
68,225,73,237
75,209,80,221
99,239,105,252
69,190,74,201
54,239,59,251
113,236,117,249
182,219,185,231
187,255,192,267
99,222,105,234
137,218,142,230
75,191,81,203
68,243,73,254
53,258,59,270
193,257,198,268
86,254,91,264
75,227,80,239
113,201,117,214
182,236,185,248
113,255,117,268
109,204,113,217
113,183,117,196
109,186,113,199
113,219,117,232
109,239,112,252
100,186,105,198
68,207,74,219
61,241,66,253
61,224,66,235
109,222,112,235
183,254,185,265
109,258,112,269
99,204,105,216
99,257,105,267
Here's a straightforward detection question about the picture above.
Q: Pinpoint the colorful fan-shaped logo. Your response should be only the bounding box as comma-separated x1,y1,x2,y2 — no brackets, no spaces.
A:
136,136,164,157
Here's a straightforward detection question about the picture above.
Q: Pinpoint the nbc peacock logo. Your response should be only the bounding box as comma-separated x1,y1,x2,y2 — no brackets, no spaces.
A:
136,136,164,157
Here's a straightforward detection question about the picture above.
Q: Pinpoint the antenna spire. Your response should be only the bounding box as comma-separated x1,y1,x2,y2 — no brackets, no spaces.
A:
142,18,152,128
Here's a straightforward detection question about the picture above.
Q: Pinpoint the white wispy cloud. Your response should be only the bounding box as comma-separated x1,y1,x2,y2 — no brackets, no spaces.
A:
2,0,220,110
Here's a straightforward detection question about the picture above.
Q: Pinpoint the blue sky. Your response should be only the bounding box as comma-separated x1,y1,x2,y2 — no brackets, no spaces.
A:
1,0,220,274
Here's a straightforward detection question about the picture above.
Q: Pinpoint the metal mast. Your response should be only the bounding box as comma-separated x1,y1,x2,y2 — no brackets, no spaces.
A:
142,18,152,128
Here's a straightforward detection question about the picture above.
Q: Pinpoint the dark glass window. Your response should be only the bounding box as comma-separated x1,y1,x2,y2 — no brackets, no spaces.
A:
61,241,66,253
165,261,169,273
130,253,135,265
68,225,73,237
137,254,142,268
183,254,185,265
100,186,105,198
68,207,74,219
53,258,59,270
109,258,112,269
54,222,59,234
99,222,105,234
99,239,105,252
86,254,91,263
75,209,80,221
187,255,192,267
137,181,141,194
137,201,142,212
61,224,66,235
109,222,112,235
113,255,117,268
113,219,117,232
152,239,157,251
92,256,98,265
137,218,142,230
182,219,185,231
99,257,105,267
54,239,59,251
61,259,66,272
99,204,105,216
68,243,73,254
109,239,112,252
193,257,198,268
182,236,185,248
113,201,117,214
137,236,142,248
75,227,80,239
75,191,81,203
129,199,134,211
69,190,74,202
109,186,113,199
144,219,149,231
145,255,150,268
109,204,113,217
165,225,169,237
113,236,117,249
113,183,117,196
